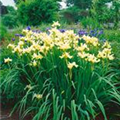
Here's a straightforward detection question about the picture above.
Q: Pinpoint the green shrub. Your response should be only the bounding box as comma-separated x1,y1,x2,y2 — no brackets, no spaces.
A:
17,0,59,26
90,0,120,28
1,6,18,28
80,17,103,29
104,29,120,43
1,23,120,120
1,14,18,28
60,6,82,23
66,0,92,9
0,24,7,41
7,6,16,13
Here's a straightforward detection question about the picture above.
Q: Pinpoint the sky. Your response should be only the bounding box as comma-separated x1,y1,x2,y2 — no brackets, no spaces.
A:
1,0,15,7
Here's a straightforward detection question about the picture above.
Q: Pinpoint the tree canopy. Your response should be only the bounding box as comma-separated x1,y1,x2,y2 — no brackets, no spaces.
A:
66,0,92,9
17,0,59,25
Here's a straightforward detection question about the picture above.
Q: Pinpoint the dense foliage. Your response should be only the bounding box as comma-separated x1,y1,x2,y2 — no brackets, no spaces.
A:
0,1,8,15
66,0,92,9
60,6,81,23
17,0,59,26
91,0,120,27
1,6,18,28
0,24,7,41
1,0,120,119
1,22,120,120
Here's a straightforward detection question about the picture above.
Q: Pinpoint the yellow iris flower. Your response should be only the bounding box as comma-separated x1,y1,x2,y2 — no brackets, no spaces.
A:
67,62,78,70
4,57,12,63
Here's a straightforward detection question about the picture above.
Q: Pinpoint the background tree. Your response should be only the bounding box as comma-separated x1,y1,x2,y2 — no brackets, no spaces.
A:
90,0,118,24
113,0,120,28
1,6,18,28
13,0,25,4
13,0,61,5
17,0,59,26
66,0,92,9
0,1,8,15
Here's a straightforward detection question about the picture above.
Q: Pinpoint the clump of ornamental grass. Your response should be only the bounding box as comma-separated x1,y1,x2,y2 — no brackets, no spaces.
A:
1,22,120,120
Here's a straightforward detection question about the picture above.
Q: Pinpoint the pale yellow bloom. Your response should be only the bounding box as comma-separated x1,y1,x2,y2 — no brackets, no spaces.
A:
18,41,24,46
59,44,70,50
22,29,29,34
22,47,32,54
86,54,100,63
32,53,43,60
91,37,99,46
34,94,43,100
6,22,114,68
7,44,15,49
32,60,37,67
103,48,111,54
52,21,60,27
60,52,73,59
24,84,32,90
97,48,113,60
77,43,89,51
78,52,88,59
32,43,41,50
4,57,12,63
65,30,74,37
82,35,99,46
108,54,114,60
102,41,111,48
67,62,78,69
97,51,106,59
13,46,22,53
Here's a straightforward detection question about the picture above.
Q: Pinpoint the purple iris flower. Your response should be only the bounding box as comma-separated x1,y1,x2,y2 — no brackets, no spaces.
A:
25,40,27,42
99,30,104,35
15,34,20,36
78,30,87,36
26,26,31,30
46,27,51,31
32,30,36,33
19,34,24,37
12,38,15,41
59,29,66,33
32,30,41,33
37,30,42,33
89,30,94,35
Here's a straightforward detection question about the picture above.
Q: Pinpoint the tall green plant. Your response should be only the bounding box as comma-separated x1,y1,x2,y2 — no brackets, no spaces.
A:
1,22,120,120
17,0,59,26
0,24,7,41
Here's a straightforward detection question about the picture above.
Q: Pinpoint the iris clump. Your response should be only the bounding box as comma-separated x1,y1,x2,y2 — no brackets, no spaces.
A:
1,22,120,120
78,29,104,38
78,30,87,36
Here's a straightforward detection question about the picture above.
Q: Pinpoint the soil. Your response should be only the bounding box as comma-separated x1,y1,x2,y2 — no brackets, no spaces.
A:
0,102,120,120
0,39,5,46
0,103,32,120
1,108,20,120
